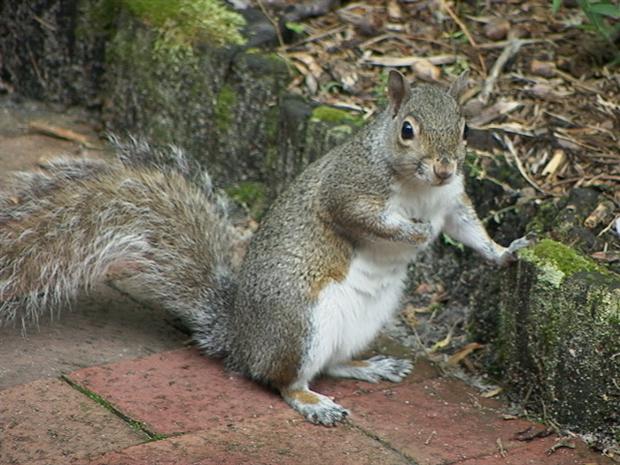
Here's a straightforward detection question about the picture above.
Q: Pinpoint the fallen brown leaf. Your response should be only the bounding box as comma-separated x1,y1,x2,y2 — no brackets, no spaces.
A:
447,342,484,366
29,121,93,147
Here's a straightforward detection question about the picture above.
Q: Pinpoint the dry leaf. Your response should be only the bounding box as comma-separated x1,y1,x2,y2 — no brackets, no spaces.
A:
447,342,484,366
481,386,503,398
29,121,93,147
415,282,433,294
542,149,566,178
360,54,458,67
429,329,453,353
469,100,523,127
400,304,419,329
412,59,441,81
387,0,402,21
584,201,613,229
288,52,323,79
530,59,556,78
528,81,572,99
484,18,510,40
591,251,620,263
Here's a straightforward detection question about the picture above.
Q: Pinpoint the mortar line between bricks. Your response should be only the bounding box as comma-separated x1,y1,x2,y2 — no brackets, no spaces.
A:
60,374,167,442
349,422,420,465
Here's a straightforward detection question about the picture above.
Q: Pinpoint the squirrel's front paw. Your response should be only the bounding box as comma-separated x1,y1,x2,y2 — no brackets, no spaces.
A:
409,218,433,243
497,232,537,266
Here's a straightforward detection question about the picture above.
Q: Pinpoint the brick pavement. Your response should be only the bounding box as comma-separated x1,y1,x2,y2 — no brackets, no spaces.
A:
1,347,615,465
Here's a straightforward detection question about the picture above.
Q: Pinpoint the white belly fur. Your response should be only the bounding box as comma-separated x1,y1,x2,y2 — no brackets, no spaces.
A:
301,178,464,382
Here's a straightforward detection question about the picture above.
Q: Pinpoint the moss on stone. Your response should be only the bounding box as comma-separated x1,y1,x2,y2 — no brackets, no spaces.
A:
85,0,245,63
311,106,364,126
246,49,289,68
472,235,620,437
526,202,559,236
214,84,236,132
121,0,245,50
226,181,267,219
520,239,608,286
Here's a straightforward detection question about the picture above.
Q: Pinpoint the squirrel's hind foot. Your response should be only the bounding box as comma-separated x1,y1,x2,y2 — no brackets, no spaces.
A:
281,388,349,426
326,356,413,383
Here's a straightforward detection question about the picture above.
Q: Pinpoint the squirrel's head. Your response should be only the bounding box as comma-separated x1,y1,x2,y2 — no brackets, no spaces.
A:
384,70,468,187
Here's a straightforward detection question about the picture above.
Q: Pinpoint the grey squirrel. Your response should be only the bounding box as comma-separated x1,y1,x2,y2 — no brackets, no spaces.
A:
0,71,532,425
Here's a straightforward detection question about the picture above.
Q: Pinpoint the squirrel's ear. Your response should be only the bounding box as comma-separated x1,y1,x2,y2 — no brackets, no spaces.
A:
448,70,470,102
387,70,411,118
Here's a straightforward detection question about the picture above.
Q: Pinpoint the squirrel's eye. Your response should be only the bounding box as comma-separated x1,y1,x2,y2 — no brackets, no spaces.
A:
401,121,415,140
463,123,469,140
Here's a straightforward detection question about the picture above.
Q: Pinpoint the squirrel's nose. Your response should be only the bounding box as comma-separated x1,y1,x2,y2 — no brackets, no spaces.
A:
433,163,454,181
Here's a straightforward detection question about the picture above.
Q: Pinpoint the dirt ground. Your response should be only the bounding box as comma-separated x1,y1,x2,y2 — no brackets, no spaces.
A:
264,0,619,253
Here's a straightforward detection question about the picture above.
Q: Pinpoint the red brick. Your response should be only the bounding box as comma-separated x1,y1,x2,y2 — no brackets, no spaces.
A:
0,287,186,390
78,412,410,465
0,379,145,465
341,377,548,465
67,348,293,435
457,434,615,465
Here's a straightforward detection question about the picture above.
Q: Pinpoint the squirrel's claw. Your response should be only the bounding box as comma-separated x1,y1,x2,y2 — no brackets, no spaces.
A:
498,232,537,266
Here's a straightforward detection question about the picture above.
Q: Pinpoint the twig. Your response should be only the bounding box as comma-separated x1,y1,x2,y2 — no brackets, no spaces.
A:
584,202,614,229
256,0,285,49
522,383,534,406
546,438,576,455
479,38,523,104
29,121,95,148
358,32,397,49
285,25,346,49
477,37,551,50
438,0,487,75
598,215,620,237
496,438,508,458
360,54,460,67
439,0,477,47
26,43,46,89
501,135,553,196
32,15,56,31
482,205,520,225
556,69,600,94
424,431,437,445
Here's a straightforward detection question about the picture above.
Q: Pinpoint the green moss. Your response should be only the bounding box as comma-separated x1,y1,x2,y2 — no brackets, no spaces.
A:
121,0,246,49
526,201,559,236
520,239,611,287
311,106,363,126
532,239,603,274
226,181,267,219
61,375,166,441
87,0,245,61
214,84,236,132
246,49,289,67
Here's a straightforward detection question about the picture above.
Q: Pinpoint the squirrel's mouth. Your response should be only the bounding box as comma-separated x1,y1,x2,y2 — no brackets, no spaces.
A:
431,178,451,187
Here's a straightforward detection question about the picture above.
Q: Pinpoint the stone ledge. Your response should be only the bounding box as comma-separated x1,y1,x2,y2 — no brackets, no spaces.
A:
471,238,619,440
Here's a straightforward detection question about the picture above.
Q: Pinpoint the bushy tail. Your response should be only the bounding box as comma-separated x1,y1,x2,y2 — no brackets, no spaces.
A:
0,139,244,357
